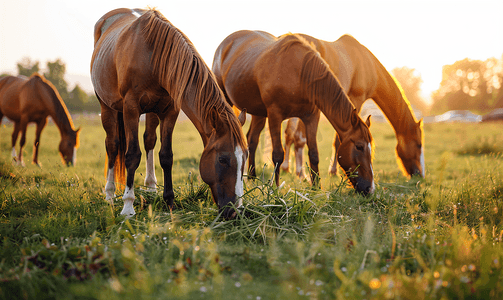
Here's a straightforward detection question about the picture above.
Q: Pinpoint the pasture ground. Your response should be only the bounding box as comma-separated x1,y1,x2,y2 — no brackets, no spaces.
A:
0,114,502,299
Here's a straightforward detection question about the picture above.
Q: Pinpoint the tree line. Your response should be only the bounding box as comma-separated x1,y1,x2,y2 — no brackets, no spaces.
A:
2,54,503,116
0,58,100,113
392,54,503,116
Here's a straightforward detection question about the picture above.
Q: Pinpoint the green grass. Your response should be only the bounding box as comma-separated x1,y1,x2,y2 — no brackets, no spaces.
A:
0,115,502,299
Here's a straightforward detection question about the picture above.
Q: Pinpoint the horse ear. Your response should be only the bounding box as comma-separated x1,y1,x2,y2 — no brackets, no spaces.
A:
418,118,423,128
238,108,247,126
350,109,359,126
365,115,371,128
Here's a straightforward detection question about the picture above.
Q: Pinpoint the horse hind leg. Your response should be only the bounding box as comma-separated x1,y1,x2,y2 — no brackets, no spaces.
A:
143,113,159,192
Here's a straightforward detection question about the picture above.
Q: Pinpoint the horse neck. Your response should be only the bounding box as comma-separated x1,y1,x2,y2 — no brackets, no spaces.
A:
371,68,417,135
37,80,75,136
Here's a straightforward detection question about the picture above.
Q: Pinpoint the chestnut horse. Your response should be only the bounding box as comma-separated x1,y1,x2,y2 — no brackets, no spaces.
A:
91,8,247,218
0,74,79,166
212,31,374,194
280,34,424,178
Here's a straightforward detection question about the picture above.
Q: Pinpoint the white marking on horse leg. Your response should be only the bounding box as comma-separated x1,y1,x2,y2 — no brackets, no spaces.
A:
120,186,136,217
144,150,157,191
234,146,244,207
420,146,425,177
368,143,375,193
280,143,290,172
295,147,304,178
11,147,16,159
105,167,116,203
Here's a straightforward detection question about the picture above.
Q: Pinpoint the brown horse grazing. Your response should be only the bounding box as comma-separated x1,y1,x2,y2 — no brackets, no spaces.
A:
0,74,80,166
280,34,424,178
212,31,374,194
91,8,248,218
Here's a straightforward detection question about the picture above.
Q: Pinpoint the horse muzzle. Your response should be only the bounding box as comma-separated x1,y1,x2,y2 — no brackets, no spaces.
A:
353,177,374,196
219,205,239,219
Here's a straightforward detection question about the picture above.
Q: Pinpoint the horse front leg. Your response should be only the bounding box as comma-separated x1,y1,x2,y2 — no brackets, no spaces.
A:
267,114,284,186
15,117,29,166
32,118,47,166
246,115,266,178
143,113,159,191
158,108,179,210
301,112,321,187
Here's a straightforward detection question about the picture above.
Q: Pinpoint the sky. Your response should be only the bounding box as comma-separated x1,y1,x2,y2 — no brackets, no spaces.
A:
1,0,503,104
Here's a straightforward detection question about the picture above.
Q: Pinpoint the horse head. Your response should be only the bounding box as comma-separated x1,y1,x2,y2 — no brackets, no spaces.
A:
59,128,80,166
199,110,248,218
396,119,424,177
337,110,375,195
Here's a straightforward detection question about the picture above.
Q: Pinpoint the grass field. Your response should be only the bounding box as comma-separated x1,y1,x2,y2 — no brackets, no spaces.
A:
0,114,502,299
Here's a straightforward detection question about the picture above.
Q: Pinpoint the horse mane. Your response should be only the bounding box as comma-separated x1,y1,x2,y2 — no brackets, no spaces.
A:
139,9,246,149
30,73,79,146
278,34,359,133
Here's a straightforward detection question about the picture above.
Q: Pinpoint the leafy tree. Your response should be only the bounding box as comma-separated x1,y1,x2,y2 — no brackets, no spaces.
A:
431,57,503,114
17,57,40,77
43,59,69,101
0,73,12,78
85,93,101,112
67,85,87,112
392,67,428,115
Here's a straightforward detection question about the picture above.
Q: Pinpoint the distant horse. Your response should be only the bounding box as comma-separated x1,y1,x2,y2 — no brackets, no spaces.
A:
280,34,424,178
91,8,248,218
0,74,80,166
212,31,374,194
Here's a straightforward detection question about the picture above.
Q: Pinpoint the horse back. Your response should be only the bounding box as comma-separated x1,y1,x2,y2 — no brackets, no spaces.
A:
213,30,276,116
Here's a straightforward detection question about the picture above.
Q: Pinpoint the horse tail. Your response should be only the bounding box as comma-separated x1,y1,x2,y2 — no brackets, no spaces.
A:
114,112,126,187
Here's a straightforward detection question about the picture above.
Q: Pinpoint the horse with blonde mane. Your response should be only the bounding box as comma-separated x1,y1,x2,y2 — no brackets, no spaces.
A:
280,34,424,178
213,30,374,194
91,8,247,218
0,73,80,166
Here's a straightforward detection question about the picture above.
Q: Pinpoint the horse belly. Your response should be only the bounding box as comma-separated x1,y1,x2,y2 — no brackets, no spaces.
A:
226,81,267,117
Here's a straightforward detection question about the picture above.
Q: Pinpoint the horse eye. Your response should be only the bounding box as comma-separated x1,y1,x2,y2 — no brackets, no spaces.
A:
356,144,364,152
218,156,229,166
418,144,422,149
